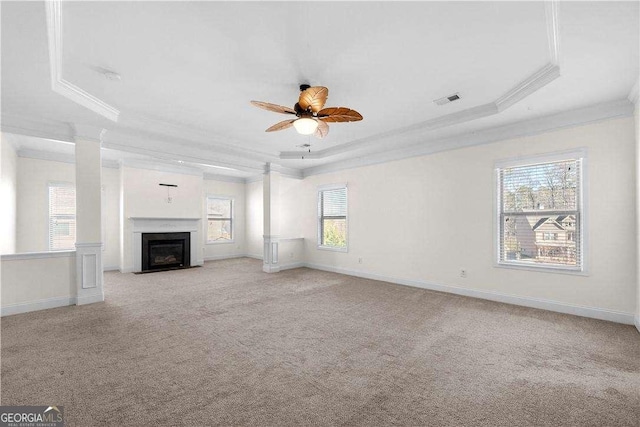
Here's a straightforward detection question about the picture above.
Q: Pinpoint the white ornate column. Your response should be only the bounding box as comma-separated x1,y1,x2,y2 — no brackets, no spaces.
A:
263,163,280,273
73,124,105,305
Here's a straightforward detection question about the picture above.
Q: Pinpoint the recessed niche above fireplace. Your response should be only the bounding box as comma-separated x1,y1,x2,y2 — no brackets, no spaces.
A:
142,232,191,272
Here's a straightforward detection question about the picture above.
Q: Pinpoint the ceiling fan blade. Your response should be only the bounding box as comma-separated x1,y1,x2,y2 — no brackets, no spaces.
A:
314,120,329,139
317,107,363,123
265,119,295,132
298,86,328,113
251,101,296,115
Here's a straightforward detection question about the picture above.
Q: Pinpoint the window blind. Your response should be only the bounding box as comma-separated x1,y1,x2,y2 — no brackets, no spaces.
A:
498,158,581,269
207,197,233,242
49,183,76,251
318,187,347,248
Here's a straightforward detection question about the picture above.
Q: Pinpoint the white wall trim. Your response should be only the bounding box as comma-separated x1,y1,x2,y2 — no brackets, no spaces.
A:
281,63,561,162
203,254,246,262
545,0,561,65
1,296,76,317
279,261,304,271
303,262,635,325
1,251,75,261
634,316,640,334
203,173,246,184
17,148,120,168
120,158,204,177
302,100,634,177
44,0,120,122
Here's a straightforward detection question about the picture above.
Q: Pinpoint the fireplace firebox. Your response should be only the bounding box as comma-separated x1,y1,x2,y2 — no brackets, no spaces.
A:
142,232,191,272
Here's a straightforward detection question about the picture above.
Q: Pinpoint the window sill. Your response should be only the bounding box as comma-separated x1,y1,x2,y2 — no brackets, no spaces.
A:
495,262,587,276
317,245,348,253
206,240,235,245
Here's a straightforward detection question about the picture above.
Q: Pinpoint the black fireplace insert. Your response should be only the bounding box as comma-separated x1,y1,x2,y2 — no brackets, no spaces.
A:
142,232,190,272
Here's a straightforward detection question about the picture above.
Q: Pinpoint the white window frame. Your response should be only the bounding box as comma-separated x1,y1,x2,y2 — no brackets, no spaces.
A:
317,183,348,252
205,195,234,244
48,181,76,252
494,148,588,275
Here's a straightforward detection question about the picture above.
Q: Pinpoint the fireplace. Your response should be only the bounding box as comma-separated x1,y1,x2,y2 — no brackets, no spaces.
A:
142,232,191,272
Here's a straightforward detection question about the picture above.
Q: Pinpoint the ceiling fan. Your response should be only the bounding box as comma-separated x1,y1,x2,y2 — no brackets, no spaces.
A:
251,84,363,139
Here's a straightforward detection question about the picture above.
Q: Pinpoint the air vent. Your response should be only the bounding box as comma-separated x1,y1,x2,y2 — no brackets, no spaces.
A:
434,92,461,106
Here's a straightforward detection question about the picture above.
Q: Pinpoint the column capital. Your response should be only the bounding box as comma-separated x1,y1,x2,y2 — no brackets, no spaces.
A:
72,123,107,143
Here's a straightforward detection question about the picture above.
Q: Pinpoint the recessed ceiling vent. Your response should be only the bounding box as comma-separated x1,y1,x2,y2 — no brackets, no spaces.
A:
434,93,461,106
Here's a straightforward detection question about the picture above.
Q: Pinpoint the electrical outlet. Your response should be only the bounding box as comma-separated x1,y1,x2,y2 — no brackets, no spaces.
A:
289,252,294,259
358,257,363,264
460,269,467,278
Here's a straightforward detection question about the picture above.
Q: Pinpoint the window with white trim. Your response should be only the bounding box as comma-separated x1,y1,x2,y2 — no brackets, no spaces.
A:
48,183,76,251
206,196,233,243
497,156,583,270
318,186,347,250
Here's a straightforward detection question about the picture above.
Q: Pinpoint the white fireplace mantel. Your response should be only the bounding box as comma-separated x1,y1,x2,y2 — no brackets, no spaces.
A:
130,217,201,272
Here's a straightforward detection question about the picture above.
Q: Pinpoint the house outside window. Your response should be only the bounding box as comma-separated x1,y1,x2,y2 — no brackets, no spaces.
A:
497,151,585,272
49,183,76,251
317,185,347,251
206,196,233,243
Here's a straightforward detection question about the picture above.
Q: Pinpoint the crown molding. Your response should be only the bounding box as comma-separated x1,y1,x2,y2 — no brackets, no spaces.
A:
628,78,639,105
266,163,304,179
118,112,277,162
203,173,247,184
1,113,74,142
45,0,120,122
72,123,107,143
281,62,561,161
245,174,264,184
17,148,120,168
102,132,266,175
302,99,633,177
120,158,204,177
280,1,561,162
545,0,561,65
495,63,560,111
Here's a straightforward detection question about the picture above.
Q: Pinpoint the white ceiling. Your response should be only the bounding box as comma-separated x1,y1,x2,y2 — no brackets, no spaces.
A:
1,1,638,178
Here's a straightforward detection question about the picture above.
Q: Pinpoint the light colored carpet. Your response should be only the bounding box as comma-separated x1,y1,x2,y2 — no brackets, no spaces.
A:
1,258,639,426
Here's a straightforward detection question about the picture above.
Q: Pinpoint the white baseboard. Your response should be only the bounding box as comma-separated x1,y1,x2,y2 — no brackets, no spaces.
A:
304,262,635,325
203,254,247,261
76,292,104,306
1,296,75,317
279,261,305,271
245,253,263,260
635,315,640,333
103,265,120,271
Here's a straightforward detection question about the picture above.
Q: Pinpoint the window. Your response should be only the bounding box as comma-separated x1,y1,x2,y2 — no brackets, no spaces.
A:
497,154,583,271
207,196,233,243
318,185,347,250
48,183,76,251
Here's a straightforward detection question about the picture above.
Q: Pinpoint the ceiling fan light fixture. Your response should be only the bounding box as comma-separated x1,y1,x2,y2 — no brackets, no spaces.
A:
293,118,318,135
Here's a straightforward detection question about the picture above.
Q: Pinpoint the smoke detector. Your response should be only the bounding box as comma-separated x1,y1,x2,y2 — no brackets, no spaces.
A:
434,93,461,106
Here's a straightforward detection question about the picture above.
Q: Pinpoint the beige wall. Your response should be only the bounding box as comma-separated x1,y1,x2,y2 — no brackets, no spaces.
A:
16,157,76,252
202,179,246,260
0,137,18,254
282,117,637,315
1,253,76,315
246,179,263,258
14,157,121,266
120,166,203,271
